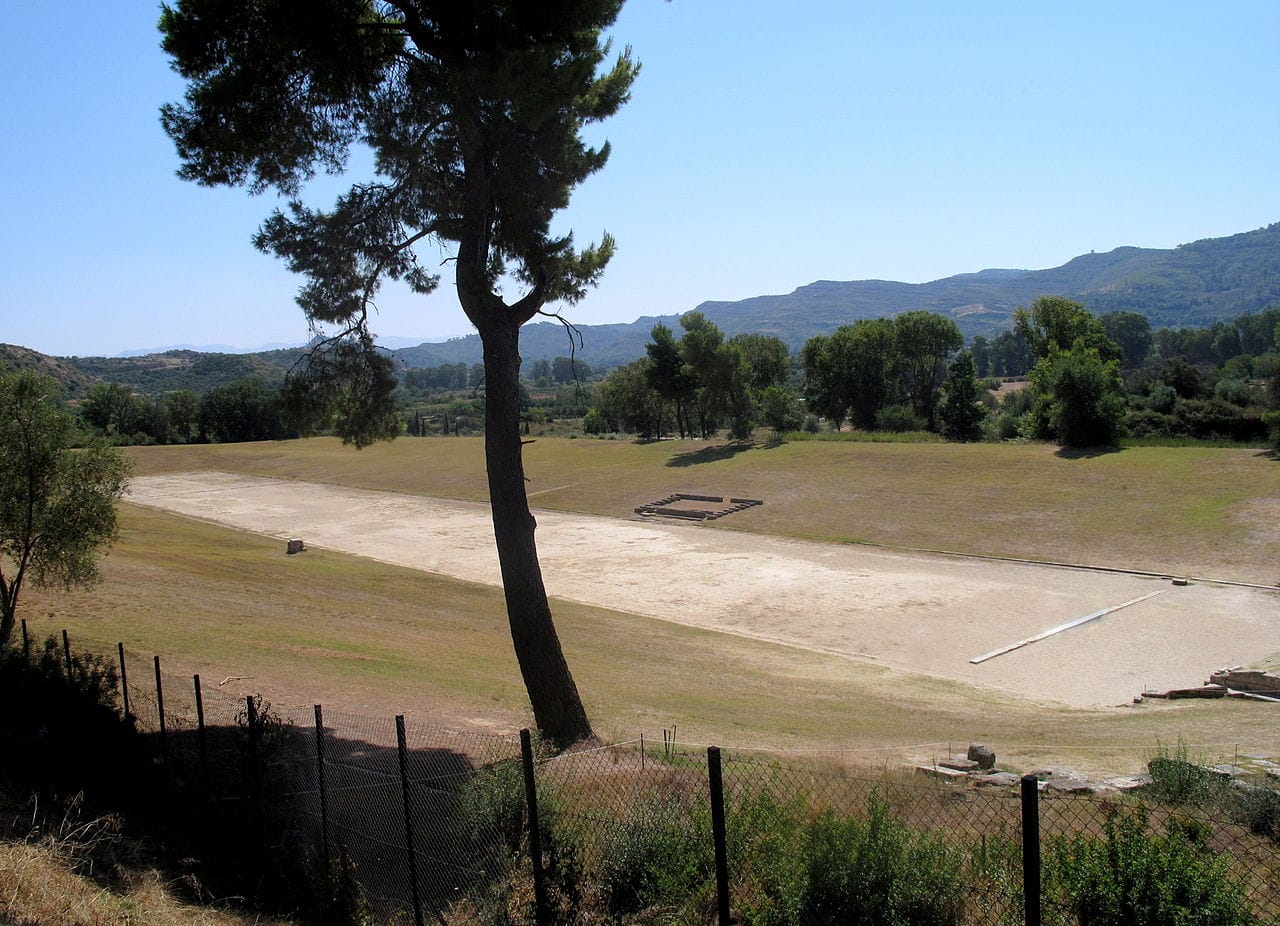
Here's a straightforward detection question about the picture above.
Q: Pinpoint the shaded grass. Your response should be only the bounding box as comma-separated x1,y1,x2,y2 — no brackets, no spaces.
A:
24,504,1280,777
129,436,1280,583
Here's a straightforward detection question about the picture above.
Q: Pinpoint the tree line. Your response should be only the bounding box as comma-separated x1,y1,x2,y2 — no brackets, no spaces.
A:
75,379,302,446
587,313,794,439
584,299,1280,449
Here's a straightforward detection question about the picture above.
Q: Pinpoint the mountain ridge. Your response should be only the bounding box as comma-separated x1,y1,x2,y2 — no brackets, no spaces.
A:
6,222,1280,393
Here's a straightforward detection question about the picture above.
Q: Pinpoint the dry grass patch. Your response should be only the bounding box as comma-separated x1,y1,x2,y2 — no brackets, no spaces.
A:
0,840,294,926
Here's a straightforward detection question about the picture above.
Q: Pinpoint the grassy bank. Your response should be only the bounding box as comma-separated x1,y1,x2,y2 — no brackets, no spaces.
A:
127,436,1280,583
24,503,1279,777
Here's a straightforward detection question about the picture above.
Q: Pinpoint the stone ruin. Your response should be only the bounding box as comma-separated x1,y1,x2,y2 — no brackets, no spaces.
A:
915,742,1280,796
635,493,764,521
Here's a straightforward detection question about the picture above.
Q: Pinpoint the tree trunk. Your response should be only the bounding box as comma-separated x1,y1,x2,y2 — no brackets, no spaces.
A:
481,320,593,746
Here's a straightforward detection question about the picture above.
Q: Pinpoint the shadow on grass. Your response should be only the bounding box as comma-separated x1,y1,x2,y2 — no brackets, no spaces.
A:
665,441,755,467
1053,444,1125,460
1255,449,1279,462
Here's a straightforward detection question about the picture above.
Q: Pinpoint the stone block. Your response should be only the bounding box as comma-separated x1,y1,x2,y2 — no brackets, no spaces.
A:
967,743,996,770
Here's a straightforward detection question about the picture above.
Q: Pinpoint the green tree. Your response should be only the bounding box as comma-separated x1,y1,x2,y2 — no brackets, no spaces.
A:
677,311,730,438
595,360,667,437
800,321,899,432
759,385,801,433
728,333,791,391
528,358,552,387
0,373,131,648
1099,311,1153,368
165,389,199,443
988,329,1034,376
1029,341,1127,447
645,323,693,438
1016,295,1121,363
892,310,963,428
198,379,292,443
970,335,990,377
938,351,987,441
162,0,638,744
81,383,139,436
800,334,847,429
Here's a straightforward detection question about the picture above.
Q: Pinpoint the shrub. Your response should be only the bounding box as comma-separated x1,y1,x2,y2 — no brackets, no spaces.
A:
1179,397,1268,442
1146,742,1229,807
1265,409,1280,449
761,796,963,926
1213,377,1255,407
874,404,926,433
801,414,820,434
993,412,1024,441
1046,807,1252,926
1235,784,1280,840
1124,408,1184,439
1144,382,1178,413
581,407,609,435
595,791,712,920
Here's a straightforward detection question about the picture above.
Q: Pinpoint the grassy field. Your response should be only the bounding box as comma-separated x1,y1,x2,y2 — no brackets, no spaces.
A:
20,435,1280,776
128,435,1280,583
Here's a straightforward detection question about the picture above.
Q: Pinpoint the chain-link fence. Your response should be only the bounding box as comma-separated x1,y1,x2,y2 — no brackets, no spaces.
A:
23,625,1280,926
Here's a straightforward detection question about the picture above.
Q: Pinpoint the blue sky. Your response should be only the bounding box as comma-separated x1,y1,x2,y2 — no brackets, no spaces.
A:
2,2,1278,357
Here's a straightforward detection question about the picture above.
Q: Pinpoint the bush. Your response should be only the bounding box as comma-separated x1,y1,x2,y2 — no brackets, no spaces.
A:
875,404,926,433
1213,377,1255,407
581,407,609,435
1046,807,1252,926
1265,409,1280,449
1124,408,1185,439
993,412,1024,441
596,791,712,920
1236,784,1280,840
1179,397,1268,442
756,796,964,926
1147,741,1230,807
801,414,820,433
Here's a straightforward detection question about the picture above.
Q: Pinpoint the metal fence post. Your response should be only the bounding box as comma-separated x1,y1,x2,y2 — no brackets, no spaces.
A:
154,656,168,764
396,714,425,926
194,674,208,784
708,746,731,926
520,728,548,926
117,642,130,719
62,629,73,678
314,705,331,880
1021,774,1042,926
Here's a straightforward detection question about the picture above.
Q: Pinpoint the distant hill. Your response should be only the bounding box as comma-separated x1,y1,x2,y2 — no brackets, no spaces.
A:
388,222,1280,368
0,344,98,398
0,348,306,397
7,222,1280,390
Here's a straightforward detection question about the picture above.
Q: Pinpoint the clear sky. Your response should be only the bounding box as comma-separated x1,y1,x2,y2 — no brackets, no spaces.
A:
3,2,1278,357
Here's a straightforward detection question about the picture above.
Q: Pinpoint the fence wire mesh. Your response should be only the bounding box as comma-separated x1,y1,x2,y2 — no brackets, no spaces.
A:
41,641,1280,925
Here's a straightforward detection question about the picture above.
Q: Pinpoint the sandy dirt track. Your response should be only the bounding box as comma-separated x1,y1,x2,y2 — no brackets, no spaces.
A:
128,472,1280,709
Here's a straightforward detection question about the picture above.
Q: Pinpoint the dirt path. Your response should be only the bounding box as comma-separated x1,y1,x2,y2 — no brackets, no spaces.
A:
128,472,1280,709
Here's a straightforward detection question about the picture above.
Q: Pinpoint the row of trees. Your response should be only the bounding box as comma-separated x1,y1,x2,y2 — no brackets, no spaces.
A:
581,297,1280,450
801,311,964,432
77,379,301,445
973,307,1280,379
588,314,792,439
